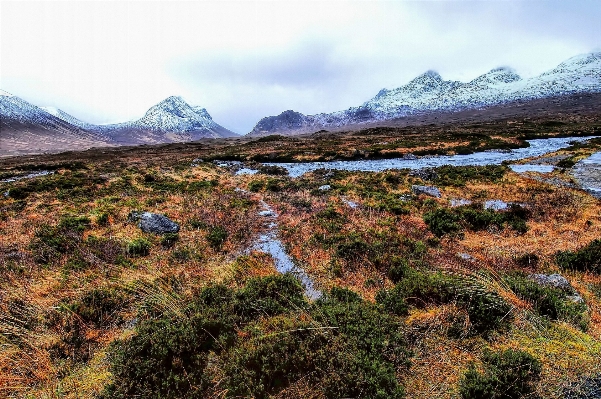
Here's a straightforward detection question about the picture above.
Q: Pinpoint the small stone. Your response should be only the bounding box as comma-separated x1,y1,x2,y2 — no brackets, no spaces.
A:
318,184,331,191
411,185,441,198
138,212,180,234
458,253,474,261
259,210,276,217
567,294,585,304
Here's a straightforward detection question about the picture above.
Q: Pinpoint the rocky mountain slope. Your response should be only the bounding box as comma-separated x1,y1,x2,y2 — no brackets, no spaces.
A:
249,52,601,136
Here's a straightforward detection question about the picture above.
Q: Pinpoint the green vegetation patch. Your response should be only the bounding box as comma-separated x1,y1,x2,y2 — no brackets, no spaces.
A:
460,348,541,399
101,276,410,399
556,238,601,274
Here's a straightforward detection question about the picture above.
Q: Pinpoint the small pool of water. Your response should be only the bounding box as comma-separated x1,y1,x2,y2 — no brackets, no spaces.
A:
1,170,53,183
509,164,555,173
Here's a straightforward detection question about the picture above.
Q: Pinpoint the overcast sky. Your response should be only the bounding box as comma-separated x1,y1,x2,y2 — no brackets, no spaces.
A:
1,1,600,134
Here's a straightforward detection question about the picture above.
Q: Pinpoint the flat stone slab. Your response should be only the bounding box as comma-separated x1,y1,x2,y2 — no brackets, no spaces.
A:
137,212,180,234
411,185,441,198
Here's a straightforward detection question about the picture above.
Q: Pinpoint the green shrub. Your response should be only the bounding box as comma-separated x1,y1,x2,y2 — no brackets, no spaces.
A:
228,290,409,399
102,316,231,399
464,291,512,335
234,274,307,321
387,256,410,283
248,179,265,192
433,165,507,187
424,204,530,237
556,239,601,274
96,212,109,226
258,165,289,175
423,208,461,237
160,233,179,248
265,178,282,192
126,238,151,257
102,280,411,399
507,274,588,330
206,226,228,250
66,287,126,328
59,215,91,233
460,348,541,399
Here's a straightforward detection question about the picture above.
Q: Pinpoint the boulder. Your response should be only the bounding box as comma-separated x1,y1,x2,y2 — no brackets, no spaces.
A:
411,185,441,198
137,212,179,234
318,184,332,191
528,273,572,292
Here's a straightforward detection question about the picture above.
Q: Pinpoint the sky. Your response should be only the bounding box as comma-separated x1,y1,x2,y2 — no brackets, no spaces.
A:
1,1,600,134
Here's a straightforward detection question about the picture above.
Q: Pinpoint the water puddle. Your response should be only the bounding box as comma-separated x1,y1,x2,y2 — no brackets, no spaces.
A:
509,164,555,173
1,170,54,183
572,152,601,198
266,136,595,177
254,200,321,299
234,188,320,299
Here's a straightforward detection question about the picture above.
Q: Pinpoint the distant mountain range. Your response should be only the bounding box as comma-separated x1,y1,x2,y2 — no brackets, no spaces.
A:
1,52,600,155
248,52,601,136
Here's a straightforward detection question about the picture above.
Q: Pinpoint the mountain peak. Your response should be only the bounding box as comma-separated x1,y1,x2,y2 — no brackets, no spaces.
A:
414,70,443,82
471,67,521,85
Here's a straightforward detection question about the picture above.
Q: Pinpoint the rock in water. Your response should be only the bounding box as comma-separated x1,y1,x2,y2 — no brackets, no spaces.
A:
411,185,441,198
138,212,180,234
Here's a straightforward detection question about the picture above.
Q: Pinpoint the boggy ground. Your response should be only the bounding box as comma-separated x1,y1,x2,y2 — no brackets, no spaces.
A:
1,113,601,399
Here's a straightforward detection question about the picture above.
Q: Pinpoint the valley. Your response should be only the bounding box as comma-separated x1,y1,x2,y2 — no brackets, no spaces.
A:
1,101,601,398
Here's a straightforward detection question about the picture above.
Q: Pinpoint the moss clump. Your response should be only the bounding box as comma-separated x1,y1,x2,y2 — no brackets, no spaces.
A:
126,238,151,257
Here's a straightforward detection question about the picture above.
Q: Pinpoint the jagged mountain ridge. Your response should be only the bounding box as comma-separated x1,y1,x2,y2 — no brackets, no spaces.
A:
248,52,601,136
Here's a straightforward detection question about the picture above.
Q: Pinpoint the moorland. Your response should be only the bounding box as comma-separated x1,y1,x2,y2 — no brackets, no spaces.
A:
1,97,601,399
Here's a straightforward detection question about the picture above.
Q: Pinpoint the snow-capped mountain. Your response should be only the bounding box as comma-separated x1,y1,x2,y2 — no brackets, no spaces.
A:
1,93,237,155
248,51,601,136
127,96,236,138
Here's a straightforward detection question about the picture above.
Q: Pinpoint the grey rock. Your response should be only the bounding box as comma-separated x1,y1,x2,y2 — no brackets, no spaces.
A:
343,198,358,209
567,294,585,304
409,168,438,181
259,210,276,217
138,212,180,234
318,184,332,191
528,273,572,292
450,198,472,207
457,253,474,261
411,185,441,198
127,210,142,222
399,194,413,202
484,199,509,211
563,374,601,399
